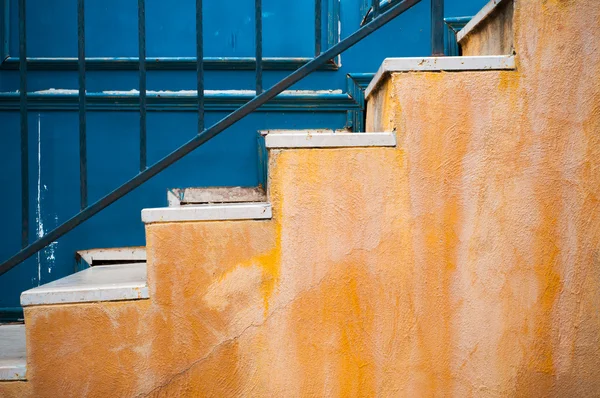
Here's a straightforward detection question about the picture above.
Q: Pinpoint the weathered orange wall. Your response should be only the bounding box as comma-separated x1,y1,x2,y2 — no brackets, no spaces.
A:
367,0,600,395
2,0,599,396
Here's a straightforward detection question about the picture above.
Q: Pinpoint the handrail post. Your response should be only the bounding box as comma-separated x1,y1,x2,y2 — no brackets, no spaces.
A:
77,0,87,209
19,0,28,248
255,0,262,94
138,0,147,170
315,0,322,56
431,0,444,56
196,0,204,132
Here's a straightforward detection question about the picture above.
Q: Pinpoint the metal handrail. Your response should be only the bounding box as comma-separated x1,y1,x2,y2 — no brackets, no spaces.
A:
0,0,443,275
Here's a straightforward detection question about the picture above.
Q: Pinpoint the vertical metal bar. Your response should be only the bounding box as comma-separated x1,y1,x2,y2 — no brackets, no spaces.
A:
255,0,262,94
431,0,444,56
372,0,380,19
77,0,87,209
138,0,147,170
315,0,322,56
196,0,204,132
3,0,10,59
18,0,28,248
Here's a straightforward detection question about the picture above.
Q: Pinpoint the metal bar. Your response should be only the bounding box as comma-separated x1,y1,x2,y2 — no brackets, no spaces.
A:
372,0,380,18
0,91,360,112
77,0,87,208
431,0,444,56
138,0,147,170
196,0,204,131
18,0,28,248
2,0,10,60
0,57,340,71
255,0,262,94
0,0,423,275
315,0,322,56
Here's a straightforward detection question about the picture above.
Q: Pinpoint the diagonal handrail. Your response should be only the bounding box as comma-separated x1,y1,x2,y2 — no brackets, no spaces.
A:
0,0,426,275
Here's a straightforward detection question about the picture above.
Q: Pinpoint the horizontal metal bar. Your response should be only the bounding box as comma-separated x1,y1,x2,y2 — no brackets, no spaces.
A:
0,91,360,112
346,72,376,88
0,307,24,322
0,0,423,275
444,16,472,24
0,57,340,71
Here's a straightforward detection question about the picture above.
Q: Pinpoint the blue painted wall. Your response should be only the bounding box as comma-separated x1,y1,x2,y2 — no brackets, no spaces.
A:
0,0,487,317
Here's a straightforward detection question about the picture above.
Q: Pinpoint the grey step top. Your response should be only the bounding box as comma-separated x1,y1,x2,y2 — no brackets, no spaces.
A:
20,263,148,307
365,55,516,98
142,202,272,224
263,131,396,149
167,187,267,207
0,324,26,381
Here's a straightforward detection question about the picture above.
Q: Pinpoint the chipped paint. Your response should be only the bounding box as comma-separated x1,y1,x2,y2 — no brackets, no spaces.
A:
34,114,57,282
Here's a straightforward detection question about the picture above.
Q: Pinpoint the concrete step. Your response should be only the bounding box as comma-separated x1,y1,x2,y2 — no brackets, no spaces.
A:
0,324,26,381
262,131,396,149
365,55,516,99
142,202,272,224
167,187,266,207
20,263,148,307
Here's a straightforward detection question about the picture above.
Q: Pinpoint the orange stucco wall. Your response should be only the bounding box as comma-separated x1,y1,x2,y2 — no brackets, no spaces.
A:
2,0,599,396
366,0,600,395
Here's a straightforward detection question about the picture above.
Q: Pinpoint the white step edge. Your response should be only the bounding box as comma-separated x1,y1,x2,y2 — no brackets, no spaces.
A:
264,132,396,149
142,202,272,224
76,247,146,266
456,0,509,43
365,55,516,98
0,324,26,381
259,129,350,136
167,187,266,207
20,263,148,307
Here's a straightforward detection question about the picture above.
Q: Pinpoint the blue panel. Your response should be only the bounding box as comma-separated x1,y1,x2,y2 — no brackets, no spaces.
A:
0,0,490,312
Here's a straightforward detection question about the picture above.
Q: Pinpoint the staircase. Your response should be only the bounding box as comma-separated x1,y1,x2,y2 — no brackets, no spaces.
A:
3,0,600,396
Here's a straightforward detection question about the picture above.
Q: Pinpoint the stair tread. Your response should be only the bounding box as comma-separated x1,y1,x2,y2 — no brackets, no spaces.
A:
142,202,272,224
21,263,148,307
0,324,26,381
365,55,516,98
168,187,266,207
263,131,396,149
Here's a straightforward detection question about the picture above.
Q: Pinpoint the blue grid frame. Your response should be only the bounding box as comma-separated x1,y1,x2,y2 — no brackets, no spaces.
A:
0,0,342,71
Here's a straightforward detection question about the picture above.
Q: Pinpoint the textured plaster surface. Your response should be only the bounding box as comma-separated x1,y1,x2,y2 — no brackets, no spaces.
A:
2,0,600,396
459,0,514,56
